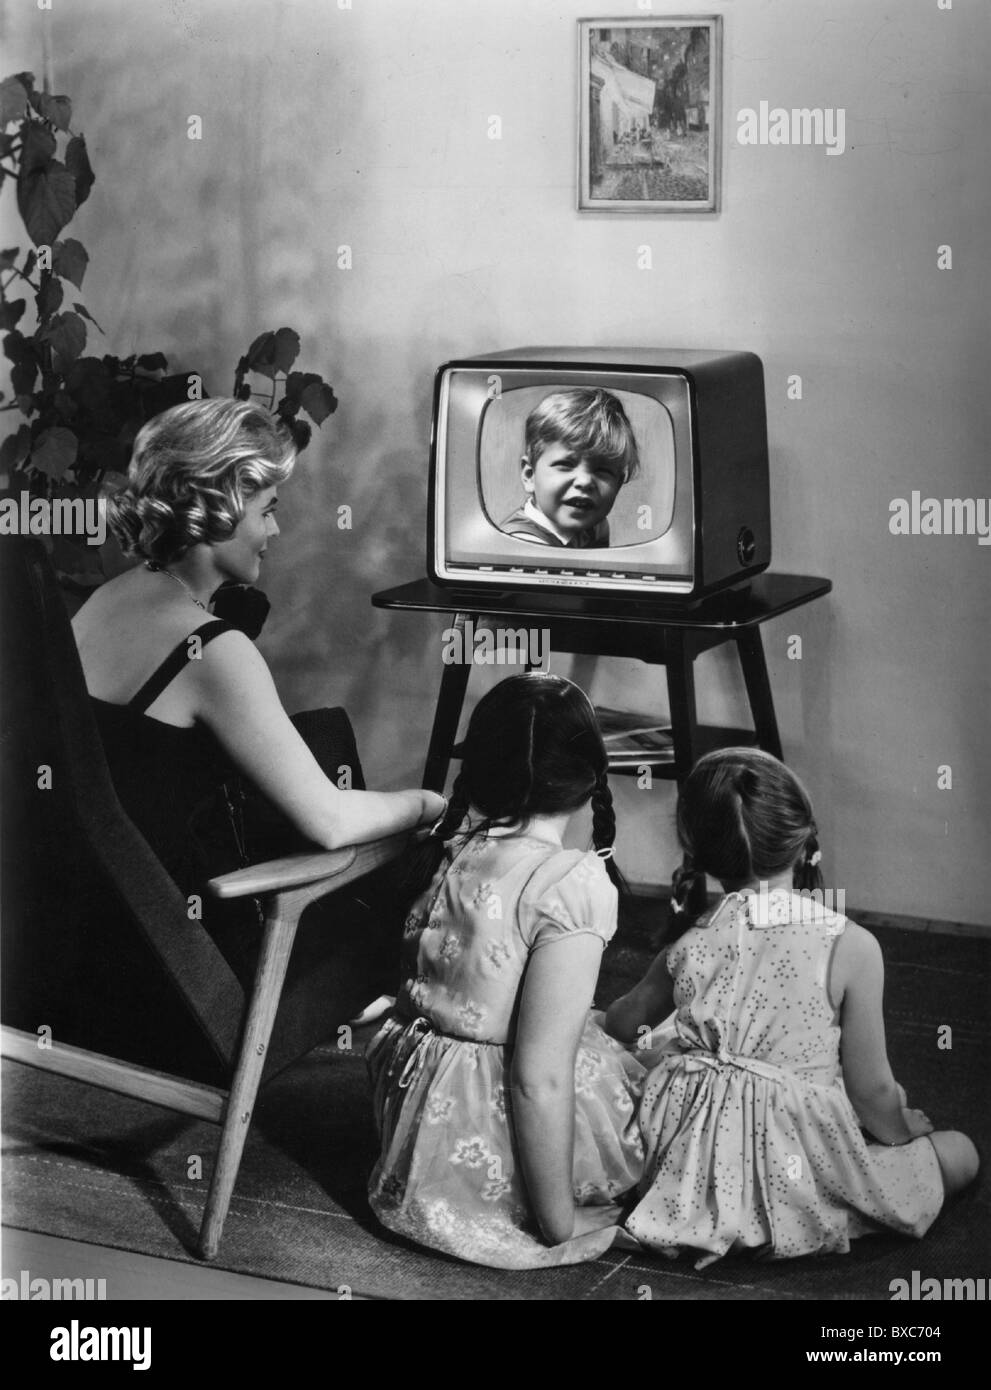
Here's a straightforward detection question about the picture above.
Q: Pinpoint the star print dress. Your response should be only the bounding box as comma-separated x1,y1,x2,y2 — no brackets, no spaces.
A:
625,891,945,1267
366,834,645,1268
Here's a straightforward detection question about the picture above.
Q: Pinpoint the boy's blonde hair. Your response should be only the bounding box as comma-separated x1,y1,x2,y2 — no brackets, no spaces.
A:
523,388,640,480
108,398,296,564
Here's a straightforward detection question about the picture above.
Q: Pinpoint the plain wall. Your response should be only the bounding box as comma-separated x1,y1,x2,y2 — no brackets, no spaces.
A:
3,0,989,925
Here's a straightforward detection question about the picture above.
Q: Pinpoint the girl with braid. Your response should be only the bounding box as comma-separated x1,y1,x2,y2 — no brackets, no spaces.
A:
606,748,977,1266
366,673,645,1268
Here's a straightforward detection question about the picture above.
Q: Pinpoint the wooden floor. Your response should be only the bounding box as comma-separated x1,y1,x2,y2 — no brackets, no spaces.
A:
4,907,985,1301
1,1227,370,1300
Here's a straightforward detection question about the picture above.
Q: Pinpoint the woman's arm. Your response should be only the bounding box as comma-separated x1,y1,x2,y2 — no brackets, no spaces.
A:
190,629,443,848
603,948,675,1045
510,933,605,1246
834,924,930,1145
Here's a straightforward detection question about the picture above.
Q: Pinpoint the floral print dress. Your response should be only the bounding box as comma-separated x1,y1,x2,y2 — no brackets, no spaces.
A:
625,891,945,1267
367,833,645,1268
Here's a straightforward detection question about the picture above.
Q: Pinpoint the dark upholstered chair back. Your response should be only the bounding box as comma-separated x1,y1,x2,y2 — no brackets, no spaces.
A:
0,537,244,1081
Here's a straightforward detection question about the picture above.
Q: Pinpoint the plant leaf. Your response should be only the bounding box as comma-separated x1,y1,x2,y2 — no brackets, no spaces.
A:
3,329,33,364
271,327,301,375
0,422,31,471
287,418,312,452
0,247,19,269
65,134,95,207
64,355,112,389
38,310,87,364
11,354,38,396
53,389,78,420
300,380,338,425
36,274,62,319
18,159,77,245
53,237,88,289
73,302,105,334
0,77,29,128
284,370,322,404
244,330,277,378
0,298,25,330
136,351,168,372
35,93,72,132
19,121,56,174
30,424,78,479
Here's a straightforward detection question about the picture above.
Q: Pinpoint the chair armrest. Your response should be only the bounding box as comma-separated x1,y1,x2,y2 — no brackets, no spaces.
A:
207,832,408,901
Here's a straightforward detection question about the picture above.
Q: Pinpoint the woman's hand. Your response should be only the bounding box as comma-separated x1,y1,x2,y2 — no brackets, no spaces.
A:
419,790,448,829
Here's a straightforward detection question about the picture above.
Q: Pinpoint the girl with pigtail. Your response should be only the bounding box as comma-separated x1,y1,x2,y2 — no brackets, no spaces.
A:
606,747,978,1266
366,673,645,1268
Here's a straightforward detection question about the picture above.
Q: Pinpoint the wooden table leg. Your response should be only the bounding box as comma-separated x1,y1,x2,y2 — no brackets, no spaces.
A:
736,627,783,759
664,629,698,785
422,612,473,792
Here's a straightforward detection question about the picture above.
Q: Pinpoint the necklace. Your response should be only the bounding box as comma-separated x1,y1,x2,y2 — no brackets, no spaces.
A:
146,561,209,612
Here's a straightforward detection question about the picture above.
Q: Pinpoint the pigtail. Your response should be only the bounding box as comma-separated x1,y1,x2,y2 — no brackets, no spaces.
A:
590,771,628,894
794,821,824,894
396,773,470,908
666,852,709,942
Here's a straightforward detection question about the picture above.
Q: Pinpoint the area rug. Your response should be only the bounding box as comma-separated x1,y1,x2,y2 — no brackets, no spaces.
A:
3,913,987,1301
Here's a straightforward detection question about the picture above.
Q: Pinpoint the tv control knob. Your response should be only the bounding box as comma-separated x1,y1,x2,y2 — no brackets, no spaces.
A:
737,527,756,566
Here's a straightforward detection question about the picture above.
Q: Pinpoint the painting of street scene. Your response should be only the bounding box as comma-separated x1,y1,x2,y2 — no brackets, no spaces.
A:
579,19,721,212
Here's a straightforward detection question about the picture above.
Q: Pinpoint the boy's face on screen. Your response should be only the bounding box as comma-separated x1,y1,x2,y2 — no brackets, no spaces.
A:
522,443,624,539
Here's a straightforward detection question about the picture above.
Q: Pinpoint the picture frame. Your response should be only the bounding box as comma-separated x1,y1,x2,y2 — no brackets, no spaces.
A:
578,16,722,213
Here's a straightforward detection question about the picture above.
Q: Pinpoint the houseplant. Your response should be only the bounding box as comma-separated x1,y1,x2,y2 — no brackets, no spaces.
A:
0,69,336,596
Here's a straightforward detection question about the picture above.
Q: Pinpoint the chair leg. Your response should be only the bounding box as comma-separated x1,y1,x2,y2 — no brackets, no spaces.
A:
198,893,306,1259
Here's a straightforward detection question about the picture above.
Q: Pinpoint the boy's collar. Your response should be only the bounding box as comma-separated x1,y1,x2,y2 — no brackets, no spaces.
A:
522,497,574,546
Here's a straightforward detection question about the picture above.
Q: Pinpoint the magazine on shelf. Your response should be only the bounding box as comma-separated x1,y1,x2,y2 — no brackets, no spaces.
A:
594,707,676,764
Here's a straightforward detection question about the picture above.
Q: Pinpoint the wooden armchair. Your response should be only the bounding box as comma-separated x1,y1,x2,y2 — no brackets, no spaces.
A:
0,537,405,1259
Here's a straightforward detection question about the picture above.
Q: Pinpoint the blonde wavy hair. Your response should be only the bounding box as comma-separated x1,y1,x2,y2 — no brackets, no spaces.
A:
108,398,296,564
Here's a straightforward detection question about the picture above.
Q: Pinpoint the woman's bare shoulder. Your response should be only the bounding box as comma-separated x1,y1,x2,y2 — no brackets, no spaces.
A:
189,624,275,701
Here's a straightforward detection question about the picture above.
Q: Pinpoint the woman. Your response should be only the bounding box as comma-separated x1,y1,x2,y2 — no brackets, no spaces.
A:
72,397,444,1073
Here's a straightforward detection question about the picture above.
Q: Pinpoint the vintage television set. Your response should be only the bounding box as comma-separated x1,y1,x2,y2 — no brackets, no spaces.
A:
427,347,770,601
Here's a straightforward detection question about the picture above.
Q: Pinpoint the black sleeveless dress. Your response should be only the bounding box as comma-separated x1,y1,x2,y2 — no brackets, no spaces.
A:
90,620,401,1078
90,620,239,899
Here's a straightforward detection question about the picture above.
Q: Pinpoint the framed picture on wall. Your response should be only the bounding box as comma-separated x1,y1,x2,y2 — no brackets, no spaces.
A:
578,16,722,213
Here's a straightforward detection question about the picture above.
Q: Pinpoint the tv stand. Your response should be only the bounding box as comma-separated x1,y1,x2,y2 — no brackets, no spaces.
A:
371,573,832,789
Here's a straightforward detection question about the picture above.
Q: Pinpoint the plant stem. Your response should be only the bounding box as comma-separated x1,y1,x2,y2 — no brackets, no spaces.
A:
2,267,41,293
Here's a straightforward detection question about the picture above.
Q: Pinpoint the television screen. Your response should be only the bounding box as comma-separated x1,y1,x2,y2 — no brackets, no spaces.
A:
478,384,676,549
429,349,770,599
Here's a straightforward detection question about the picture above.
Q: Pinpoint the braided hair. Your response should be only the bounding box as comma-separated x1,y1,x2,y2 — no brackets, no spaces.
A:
666,747,823,941
399,673,625,906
